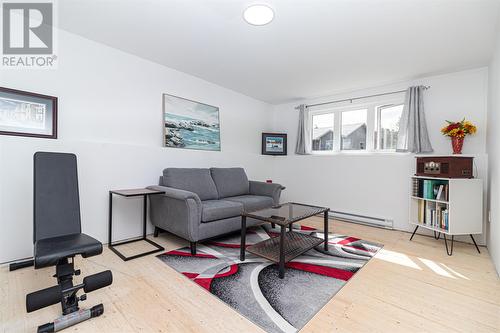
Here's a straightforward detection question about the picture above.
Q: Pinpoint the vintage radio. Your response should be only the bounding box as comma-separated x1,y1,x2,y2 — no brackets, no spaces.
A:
415,156,473,178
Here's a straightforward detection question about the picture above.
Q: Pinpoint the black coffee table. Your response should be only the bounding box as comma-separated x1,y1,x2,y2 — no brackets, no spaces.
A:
240,202,330,278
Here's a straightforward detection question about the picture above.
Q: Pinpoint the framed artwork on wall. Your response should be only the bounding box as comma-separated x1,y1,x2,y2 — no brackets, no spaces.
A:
163,94,221,151
262,133,287,155
0,87,58,139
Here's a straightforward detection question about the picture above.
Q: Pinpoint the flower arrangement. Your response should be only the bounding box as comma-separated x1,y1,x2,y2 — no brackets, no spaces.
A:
441,119,476,138
441,119,476,154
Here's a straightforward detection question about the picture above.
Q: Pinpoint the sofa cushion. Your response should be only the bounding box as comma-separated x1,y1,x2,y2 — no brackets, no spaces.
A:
201,200,243,223
210,167,249,198
224,195,274,212
163,168,218,201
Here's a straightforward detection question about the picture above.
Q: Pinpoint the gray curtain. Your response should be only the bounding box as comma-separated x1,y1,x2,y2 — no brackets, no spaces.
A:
295,104,311,154
396,86,433,153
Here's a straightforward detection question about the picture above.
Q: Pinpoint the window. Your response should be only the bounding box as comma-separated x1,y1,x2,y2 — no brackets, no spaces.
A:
341,109,367,150
375,104,404,150
312,113,334,151
308,96,404,153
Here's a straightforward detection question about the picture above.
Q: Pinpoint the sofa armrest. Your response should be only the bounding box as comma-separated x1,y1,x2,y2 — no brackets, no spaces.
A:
146,185,202,241
147,185,202,204
249,181,285,205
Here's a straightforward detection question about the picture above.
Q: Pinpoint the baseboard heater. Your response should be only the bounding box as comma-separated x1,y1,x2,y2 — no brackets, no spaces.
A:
329,210,394,229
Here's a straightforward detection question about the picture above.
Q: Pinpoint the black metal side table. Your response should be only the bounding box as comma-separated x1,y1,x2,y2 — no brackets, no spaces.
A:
108,188,165,261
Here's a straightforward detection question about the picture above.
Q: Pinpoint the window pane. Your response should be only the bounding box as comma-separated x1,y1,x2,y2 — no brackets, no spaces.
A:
312,113,334,151
341,109,367,150
375,104,403,150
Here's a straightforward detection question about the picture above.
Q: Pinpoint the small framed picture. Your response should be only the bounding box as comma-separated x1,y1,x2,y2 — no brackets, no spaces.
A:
262,133,287,155
0,87,58,139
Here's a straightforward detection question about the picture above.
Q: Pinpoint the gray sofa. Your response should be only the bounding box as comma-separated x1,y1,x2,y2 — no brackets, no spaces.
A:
147,167,284,254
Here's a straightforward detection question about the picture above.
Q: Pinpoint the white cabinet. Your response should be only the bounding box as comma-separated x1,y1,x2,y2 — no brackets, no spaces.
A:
409,176,482,255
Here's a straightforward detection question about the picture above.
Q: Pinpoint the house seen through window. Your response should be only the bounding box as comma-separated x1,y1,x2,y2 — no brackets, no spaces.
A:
341,109,367,150
312,113,334,151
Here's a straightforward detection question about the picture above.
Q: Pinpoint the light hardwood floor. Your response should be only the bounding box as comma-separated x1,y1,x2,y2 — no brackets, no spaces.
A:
1,218,499,333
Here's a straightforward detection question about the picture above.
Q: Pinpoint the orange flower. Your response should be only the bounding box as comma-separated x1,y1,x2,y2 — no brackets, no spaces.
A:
463,121,477,134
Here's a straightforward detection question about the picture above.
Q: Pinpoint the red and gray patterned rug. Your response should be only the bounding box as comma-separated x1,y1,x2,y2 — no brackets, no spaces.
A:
157,224,382,333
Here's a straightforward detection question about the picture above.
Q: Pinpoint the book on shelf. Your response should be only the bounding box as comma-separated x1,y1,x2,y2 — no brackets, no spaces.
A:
418,200,425,224
436,205,441,228
412,178,420,196
425,204,432,225
413,178,449,201
443,209,449,230
417,200,449,231
427,181,435,199
436,185,444,201
413,178,425,197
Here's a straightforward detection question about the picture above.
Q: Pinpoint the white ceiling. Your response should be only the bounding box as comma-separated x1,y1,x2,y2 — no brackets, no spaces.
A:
58,0,500,104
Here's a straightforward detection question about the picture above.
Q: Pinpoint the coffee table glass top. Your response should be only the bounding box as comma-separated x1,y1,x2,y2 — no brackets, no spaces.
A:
242,202,329,226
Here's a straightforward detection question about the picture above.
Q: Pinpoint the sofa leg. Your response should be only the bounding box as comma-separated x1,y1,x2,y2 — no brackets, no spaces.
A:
190,242,197,255
154,227,160,237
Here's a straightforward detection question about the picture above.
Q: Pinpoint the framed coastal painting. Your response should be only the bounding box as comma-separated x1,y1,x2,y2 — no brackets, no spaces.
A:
163,94,221,151
262,133,287,155
0,87,57,139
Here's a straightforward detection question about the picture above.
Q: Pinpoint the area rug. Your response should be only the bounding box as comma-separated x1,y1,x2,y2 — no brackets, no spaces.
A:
157,224,382,333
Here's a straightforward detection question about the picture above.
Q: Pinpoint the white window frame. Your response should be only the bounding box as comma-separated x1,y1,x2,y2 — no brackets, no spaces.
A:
309,95,404,154
375,103,405,152
310,109,336,153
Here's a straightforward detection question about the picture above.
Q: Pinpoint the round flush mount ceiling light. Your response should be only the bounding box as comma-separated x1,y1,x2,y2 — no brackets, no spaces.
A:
243,4,274,26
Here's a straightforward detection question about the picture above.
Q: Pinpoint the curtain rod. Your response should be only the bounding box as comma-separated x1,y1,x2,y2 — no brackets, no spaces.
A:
295,85,431,110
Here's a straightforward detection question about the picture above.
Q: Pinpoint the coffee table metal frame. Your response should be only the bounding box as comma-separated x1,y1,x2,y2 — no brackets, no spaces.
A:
239,202,330,279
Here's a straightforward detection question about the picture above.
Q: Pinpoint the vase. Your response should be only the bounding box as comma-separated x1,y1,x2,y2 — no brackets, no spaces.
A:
451,137,464,154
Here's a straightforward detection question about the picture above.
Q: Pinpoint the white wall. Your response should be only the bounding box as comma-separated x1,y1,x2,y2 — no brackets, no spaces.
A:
487,22,500,275
271,68,489,244
0,30,274,263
